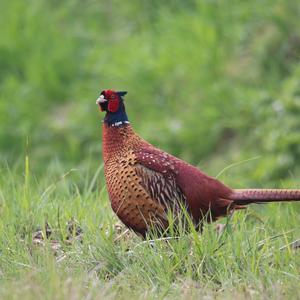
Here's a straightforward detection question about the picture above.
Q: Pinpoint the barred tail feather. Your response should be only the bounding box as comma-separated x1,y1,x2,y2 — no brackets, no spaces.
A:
229,189,300,205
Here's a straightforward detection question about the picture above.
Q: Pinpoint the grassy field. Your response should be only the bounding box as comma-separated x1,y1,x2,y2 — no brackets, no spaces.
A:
0,162,299,299
0,0,300,299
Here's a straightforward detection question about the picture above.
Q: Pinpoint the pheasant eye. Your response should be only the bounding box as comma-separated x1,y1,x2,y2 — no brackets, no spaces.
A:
111,95,115,99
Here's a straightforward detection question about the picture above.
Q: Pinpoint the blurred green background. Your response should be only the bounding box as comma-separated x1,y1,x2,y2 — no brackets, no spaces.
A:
1,0,299,187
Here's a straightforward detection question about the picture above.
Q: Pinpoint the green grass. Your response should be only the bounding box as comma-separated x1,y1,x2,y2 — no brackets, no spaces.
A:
0,159,299,299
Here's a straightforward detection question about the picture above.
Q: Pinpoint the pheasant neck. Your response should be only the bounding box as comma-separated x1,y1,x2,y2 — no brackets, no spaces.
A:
102,123,142,162
104,108,129,127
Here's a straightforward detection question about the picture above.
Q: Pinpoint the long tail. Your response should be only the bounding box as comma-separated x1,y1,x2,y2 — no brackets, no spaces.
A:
229,189,300,205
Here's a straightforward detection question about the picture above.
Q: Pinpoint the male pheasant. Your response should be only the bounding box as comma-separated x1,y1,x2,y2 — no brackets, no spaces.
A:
97,89,300,237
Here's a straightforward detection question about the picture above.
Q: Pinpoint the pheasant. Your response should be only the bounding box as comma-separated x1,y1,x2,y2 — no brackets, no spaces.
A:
96,89,300,237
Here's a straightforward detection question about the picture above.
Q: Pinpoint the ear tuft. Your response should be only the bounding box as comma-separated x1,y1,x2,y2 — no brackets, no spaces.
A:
117,91,127,97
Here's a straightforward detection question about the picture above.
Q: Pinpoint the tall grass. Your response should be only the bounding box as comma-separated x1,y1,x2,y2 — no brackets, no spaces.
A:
0,160,299,299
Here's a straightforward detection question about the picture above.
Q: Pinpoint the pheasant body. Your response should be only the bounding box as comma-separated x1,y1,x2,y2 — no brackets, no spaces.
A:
103,124,167,234
103,124,247,236
98,89,300,237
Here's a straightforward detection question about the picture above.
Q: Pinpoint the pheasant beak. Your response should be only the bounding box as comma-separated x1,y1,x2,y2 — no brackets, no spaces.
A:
96,95,107,105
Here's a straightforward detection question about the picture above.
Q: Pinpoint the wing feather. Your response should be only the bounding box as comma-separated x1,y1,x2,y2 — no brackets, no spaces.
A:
135,146,234,222
134,163,187,216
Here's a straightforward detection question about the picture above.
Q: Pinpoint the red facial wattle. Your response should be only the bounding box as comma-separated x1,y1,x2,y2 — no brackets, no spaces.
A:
108,98,119,113
101,90,120,113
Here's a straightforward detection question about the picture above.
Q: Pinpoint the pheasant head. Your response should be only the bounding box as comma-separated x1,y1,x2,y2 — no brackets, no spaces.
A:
96,89,129,126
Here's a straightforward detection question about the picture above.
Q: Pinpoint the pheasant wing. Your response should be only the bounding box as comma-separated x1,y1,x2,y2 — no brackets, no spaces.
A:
134,163,187,216
135,146,235,222
134,146,192,222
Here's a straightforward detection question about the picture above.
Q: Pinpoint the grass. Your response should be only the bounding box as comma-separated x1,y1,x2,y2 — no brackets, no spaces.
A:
0,158,299,299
